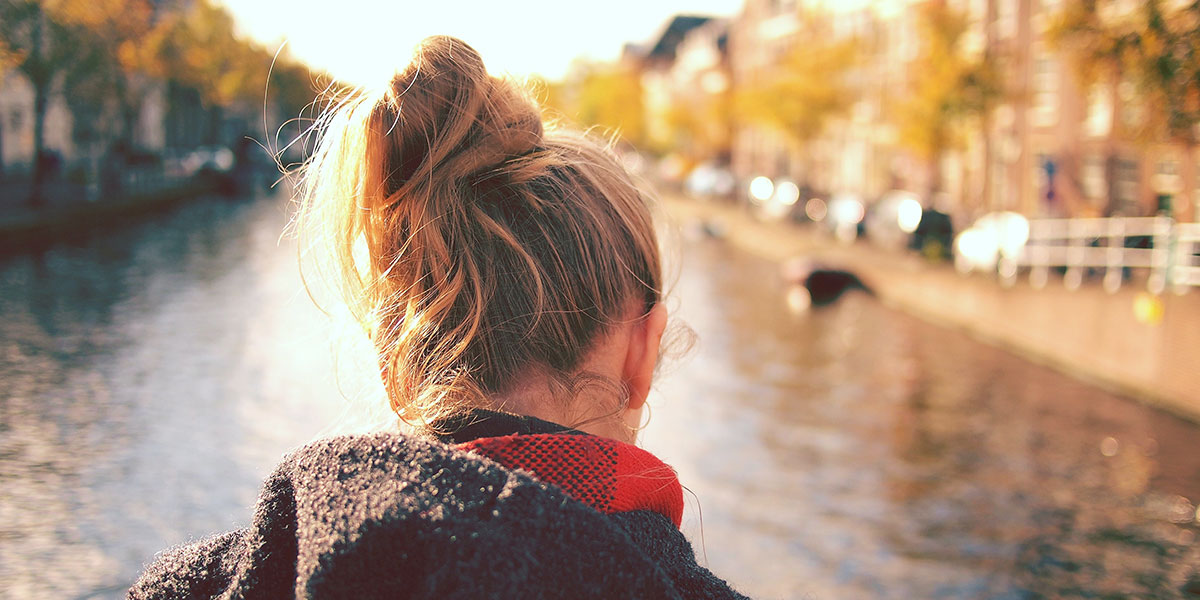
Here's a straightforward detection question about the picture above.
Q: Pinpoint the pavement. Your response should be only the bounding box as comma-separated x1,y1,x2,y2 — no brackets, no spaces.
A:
661,194,1200,423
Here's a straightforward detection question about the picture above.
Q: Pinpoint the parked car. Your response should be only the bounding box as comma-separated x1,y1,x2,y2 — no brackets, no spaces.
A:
953,211,1030,274
177,147,235,178
685,164,735,200
827,193,866,243
909,206,954,260
865,190,922,250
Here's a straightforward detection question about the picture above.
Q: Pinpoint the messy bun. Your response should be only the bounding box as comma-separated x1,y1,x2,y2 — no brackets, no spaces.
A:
296,36,662,429
371,36,544,194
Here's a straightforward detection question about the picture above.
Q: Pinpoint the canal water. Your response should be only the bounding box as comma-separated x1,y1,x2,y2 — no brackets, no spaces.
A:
1,193,1197,599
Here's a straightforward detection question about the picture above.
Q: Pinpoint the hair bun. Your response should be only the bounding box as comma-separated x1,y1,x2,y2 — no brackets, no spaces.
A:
378,36,543,195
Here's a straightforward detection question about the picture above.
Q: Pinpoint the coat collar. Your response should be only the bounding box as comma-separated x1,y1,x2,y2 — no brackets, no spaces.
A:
429,408,579,444
434,409,684,528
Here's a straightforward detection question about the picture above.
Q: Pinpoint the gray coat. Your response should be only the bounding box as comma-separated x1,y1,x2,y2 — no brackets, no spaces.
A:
129,414,748,599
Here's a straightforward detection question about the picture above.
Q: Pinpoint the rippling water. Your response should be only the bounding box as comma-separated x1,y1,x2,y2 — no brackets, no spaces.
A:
1,195,1197,599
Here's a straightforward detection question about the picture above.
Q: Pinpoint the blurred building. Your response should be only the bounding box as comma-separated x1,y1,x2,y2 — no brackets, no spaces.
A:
727,0,802,189
0,71,77,172
636,15,732,161
724,0,1200,223
728,0,892,202
0,0,283,186
1011,0,1196,222
951,0,1197,222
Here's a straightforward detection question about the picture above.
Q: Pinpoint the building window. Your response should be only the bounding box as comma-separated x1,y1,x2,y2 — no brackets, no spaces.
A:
1115,157,1140,215
1032,51,1059,127
1084,84,1113,137
898,15,917,62
1190,154,1200,194
1082,153,1106,203
996,0,1018,39
1154,157,1181,203
990,153,1010,210
1152,156,1180,217
1119,77,1142,130
1188,150,1200,220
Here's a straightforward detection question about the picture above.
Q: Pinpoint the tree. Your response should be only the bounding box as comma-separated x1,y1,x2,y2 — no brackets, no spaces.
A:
1051,0,1200,216
570,61,647,148
59,26,117,156
0,0,328,199
0,34,18,178
663,86,731,163
139,0,293,148
894,2,1002,198
144,1,271,110
1050,0,1138,214
1048,0,1132,86
734,13,858,182
1131,2,1200,148
0,0,90,205
0,37,15,70
50,0,161,149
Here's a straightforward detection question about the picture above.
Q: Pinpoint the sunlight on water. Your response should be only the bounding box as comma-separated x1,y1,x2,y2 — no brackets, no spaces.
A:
0,195,385,598
642,240,1200,599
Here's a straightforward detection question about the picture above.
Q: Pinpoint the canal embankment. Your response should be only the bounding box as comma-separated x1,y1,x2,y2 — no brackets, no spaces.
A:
662,194,1200,422
0,182,216,250
0,168,257,252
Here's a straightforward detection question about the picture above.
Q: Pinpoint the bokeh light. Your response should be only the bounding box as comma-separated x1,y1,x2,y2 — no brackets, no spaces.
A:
775,181,800,206
805,198,828,222
897,196,923,233
749,176,774,204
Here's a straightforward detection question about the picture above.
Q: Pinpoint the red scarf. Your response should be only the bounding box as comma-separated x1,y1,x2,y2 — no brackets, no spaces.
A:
456,433,684,527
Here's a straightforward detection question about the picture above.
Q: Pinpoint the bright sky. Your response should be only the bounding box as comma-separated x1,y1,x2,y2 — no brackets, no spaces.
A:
216,0,746,86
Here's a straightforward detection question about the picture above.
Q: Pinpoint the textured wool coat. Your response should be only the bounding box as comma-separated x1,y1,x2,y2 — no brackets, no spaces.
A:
128,411,749,599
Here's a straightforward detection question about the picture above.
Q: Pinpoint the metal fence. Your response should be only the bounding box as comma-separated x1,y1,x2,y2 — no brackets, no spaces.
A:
1001,216,1200,294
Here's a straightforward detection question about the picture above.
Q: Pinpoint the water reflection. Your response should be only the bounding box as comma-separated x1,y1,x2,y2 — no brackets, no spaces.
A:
0,196,1197,598
0,195,383,598
643,239,1200,599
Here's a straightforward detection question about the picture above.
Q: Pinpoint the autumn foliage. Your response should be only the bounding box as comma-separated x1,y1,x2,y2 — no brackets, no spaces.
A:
0,0,323,198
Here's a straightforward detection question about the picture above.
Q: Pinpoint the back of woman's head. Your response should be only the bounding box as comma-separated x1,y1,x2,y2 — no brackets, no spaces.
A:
298,36,662,428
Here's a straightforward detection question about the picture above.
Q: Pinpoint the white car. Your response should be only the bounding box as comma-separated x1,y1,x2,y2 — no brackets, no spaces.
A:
953,212,1030,274
827,193,865,243
865,190,923,250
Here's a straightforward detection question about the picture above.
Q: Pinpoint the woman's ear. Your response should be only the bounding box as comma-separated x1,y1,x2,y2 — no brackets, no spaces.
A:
623,303,668,412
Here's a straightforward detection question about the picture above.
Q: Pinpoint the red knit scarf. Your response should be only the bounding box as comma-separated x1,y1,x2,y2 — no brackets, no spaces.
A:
456,433,684,528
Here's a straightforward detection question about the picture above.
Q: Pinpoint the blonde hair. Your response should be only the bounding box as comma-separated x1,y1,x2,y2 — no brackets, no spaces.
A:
295,36,662,429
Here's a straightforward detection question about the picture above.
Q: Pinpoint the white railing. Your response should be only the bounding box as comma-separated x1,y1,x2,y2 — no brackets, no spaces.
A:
1173,222,1200,290
1001,216,1198,294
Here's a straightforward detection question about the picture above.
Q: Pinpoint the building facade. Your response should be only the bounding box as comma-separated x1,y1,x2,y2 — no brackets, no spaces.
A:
726,0,1200,223
0,70,77,173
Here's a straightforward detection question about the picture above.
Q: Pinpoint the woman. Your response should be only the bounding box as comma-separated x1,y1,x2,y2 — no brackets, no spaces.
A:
130,36,748,599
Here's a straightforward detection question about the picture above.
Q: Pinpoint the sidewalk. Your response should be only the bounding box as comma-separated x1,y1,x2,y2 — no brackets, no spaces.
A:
662,195,1200,423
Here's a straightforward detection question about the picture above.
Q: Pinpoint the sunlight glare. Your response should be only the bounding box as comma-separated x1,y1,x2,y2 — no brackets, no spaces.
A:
216,0,744,85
